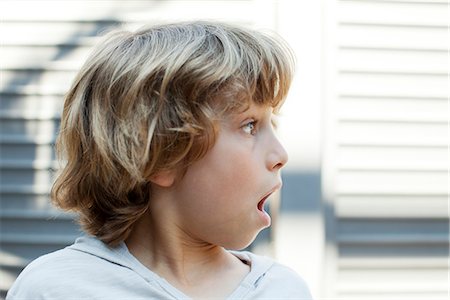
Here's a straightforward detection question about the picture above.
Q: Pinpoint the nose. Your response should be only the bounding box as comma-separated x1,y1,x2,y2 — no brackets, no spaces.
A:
266,134,288,171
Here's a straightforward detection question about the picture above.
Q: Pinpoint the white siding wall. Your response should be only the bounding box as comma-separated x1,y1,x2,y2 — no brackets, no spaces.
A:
1,0,448,299
322,0,448,299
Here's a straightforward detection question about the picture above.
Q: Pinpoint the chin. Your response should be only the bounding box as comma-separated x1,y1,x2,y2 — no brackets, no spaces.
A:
223,231,262,251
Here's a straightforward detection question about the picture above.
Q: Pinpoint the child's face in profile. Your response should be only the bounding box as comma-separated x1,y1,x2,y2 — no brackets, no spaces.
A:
170,102,288,250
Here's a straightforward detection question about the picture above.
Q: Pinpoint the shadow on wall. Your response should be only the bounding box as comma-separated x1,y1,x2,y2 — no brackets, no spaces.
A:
281,170,322,213
0,21,118,299
0,2,169,297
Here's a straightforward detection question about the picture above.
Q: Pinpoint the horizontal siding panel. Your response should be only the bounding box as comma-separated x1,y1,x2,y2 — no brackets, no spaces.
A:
0,184,52,194
338,219,448,237
337,145,447,162
337,122,447,146
338,257,448,268
0,194,55,211
338,24,446,50
337,73,447,98
1,22,112,45
0,160,57,169
340,0,447,4
0,252,28,269
0,210,73,220
1,242,71,263
2,70,78,88
0,112,61,120
325,1,449,299
338,0,447,26
336,269,447,291
0,168,55,186
0,144,55,161
0,135,55,144
336,195,448,218
0,269,17,294
0,46,90,69
337,170,447,194
338,234,448,244
0,95,63,114
1,234,80,246
1,219,79,236
0,84,68,96
337,97,448,123
338,163,446,172
0,0,257,23
1,136,56,145
333,293,448,300
338,141,447,147
337,145,447,170
338,267,447,283
2,34,97,47
0,119,60,139
338,48,447,74
339,244,449,257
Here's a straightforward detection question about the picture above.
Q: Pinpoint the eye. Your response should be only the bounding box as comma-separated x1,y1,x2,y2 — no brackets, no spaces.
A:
242,120,257,135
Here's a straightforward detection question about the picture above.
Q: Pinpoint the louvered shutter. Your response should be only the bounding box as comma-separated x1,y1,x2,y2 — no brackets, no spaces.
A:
322,0,449,299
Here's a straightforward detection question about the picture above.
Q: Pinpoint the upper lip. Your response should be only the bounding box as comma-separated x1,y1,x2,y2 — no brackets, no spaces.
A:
264,182,282,199
258,182,282,209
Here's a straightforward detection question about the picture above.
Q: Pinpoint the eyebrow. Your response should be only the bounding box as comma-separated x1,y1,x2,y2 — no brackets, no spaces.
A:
230,104,278,127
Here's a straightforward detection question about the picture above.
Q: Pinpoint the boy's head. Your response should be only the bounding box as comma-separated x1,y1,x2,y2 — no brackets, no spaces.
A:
52,21,295,246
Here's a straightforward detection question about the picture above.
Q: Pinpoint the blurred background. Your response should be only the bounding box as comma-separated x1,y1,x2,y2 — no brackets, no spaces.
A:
0,0,448,299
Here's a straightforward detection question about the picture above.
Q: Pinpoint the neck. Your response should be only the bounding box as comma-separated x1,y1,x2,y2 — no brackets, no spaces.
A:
124,186,251,298
125,198,231,286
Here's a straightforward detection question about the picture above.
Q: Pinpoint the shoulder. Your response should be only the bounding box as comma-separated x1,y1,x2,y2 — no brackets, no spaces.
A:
7,246,114,299
7,247,82,299
266,262,311,292
235,251,313,299
6,244,137,299
261,261,312,299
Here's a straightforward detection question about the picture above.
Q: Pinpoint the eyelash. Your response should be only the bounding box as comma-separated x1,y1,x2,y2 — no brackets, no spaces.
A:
242,120,257,135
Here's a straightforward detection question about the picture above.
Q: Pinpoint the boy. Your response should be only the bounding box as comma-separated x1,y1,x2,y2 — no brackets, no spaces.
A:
7,21,312,299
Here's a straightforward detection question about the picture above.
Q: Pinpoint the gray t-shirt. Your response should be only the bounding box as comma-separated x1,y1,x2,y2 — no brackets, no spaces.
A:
7,236,312,299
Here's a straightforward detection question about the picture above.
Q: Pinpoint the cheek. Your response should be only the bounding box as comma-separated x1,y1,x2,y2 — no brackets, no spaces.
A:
203,145,257,199
177,130,262,212
180,151,256,218
173,146,264,248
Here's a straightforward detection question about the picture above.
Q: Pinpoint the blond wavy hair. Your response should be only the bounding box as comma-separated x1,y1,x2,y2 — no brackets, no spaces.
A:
52,21,295,246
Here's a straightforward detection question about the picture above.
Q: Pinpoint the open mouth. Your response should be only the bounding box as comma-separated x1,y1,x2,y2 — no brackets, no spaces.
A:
257,194,270,212
257,183,281,212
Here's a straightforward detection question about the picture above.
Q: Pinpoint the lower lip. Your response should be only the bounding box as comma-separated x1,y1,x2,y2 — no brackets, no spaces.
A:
258,207,271,227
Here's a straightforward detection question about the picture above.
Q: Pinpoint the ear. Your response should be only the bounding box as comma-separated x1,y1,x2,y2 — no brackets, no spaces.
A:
149,170,176,188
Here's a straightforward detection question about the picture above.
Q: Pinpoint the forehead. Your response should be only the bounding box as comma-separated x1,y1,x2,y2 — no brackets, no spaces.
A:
225,102,275,122
211,84,283,114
